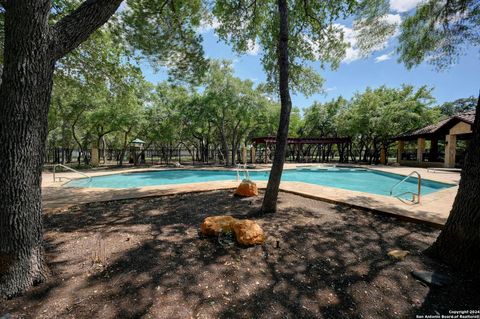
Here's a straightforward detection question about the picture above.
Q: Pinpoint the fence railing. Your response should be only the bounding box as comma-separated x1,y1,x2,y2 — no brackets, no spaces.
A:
45,145,386,166
44,147,233,166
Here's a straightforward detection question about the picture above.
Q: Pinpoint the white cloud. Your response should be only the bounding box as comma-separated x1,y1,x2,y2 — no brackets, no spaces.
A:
334,24,362,63
334,13,401,64
375,14,403,40
382,13,402,26
343,47,361,63
375,51,394,63
246,39,260,56
198,17,221,33
390,0,425,13
325,87,337,93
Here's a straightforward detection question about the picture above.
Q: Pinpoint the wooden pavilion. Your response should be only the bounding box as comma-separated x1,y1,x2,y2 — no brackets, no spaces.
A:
394,111,475,168
250,136,352,164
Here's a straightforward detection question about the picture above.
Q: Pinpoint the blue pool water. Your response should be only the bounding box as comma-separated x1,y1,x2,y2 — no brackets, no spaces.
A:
67,168,454,197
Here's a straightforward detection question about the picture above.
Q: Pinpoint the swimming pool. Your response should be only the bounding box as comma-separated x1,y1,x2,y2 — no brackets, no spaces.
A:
67,168,454,197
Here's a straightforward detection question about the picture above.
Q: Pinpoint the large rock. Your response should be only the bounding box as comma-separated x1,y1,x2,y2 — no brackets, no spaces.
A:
200,215,238,236
234,179,258,197
388,249,409,260
231,220,265,246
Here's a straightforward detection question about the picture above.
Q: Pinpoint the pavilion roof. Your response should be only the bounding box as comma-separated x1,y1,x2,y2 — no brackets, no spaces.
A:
455,110,476,124
396,110,476,140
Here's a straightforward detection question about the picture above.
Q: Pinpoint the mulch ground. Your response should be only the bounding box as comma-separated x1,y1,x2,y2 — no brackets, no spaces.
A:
1,190,479,319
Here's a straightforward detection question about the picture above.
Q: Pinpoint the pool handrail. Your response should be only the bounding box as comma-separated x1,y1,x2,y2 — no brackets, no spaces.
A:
53,164,92,184
389,170,421,203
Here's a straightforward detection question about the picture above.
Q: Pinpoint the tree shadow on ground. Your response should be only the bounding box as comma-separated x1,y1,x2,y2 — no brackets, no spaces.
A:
2,190,478,319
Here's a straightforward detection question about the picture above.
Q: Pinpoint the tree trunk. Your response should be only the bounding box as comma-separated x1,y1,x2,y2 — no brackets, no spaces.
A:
426,95,480,275
0,0,122,298
231,147,236,166
0,1,53,298
119,129,131,166
205,141,209,163
220,123,229,167
101,135,107,164
261,0,292,214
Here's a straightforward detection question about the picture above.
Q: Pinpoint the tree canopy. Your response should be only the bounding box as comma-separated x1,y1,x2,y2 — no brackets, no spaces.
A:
212,0,360,96
47,72,454,167
301,85,440,163
357,0,480,69
435,96,478,116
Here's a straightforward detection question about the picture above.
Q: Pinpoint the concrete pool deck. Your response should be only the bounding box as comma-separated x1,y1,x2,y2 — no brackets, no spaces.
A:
41,164,460,228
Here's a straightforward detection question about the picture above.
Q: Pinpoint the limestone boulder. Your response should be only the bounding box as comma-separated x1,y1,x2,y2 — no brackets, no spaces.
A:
388,249,409,260
200,215,238,236
234,179,258,197
232,220,265,246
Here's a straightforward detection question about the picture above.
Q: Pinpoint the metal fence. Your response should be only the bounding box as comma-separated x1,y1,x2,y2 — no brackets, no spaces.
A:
45,145,390,166
44,147,232,166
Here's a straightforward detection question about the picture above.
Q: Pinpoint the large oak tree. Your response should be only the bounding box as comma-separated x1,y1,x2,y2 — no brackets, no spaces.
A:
213,0,358,213
0,0,207,298
360,0,480,274
405,0,480,274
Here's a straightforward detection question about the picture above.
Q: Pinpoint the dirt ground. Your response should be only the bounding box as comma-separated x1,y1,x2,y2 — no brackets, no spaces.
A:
1,190,479,319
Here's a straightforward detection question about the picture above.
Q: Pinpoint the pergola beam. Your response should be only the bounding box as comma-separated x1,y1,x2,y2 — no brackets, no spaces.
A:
251,136,352,164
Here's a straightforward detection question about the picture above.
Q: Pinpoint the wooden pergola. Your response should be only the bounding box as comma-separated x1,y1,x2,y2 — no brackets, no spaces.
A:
394,111,475,168
251,136,352,163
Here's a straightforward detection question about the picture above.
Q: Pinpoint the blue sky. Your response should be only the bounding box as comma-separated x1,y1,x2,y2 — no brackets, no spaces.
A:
139,0,479,111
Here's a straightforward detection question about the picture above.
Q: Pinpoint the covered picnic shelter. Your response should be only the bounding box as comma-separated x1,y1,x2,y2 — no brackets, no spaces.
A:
395,111,475,168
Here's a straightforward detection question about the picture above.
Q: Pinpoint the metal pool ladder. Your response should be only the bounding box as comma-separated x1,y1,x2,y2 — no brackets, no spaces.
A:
389,171,421,204
53,164,92,184
236,163,250,181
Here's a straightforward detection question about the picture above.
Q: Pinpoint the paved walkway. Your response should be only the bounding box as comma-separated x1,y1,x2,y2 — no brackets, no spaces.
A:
42,164,461,228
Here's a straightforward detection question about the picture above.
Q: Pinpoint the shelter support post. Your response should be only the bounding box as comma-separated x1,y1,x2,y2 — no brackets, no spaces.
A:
380,145,387,165
417,138,425,163
397,140,404,163
445,134,456,168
